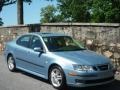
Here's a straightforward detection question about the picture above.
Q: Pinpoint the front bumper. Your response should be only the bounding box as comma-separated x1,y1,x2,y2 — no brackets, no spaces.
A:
72,76,114,87
66,70,115,87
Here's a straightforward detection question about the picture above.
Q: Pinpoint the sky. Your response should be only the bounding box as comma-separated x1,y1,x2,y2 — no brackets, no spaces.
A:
0,0,57,26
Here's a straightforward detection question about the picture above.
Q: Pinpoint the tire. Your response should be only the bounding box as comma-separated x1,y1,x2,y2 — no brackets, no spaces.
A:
49,65,66,90
7,55,16,72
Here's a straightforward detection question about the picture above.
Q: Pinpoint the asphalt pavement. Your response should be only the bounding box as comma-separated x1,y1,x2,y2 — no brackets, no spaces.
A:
0,54,120,90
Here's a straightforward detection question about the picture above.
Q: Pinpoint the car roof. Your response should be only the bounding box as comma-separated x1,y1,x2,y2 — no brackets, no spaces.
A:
29,32,69,37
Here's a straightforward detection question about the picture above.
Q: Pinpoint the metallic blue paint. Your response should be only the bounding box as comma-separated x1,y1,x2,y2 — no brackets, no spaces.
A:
4,32,115,87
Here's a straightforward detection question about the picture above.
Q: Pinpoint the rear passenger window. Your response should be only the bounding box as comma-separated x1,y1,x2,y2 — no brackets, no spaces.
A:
17,35,31,48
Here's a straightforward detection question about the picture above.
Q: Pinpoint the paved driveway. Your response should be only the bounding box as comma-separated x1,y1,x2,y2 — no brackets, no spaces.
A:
0,54,120,90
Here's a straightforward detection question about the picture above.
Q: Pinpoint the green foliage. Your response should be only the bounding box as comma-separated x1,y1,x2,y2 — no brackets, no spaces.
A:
40,5,56,23
40,5,64,23
91,0,120,23
40,0,91,23
57,0,90,22
41,0,120,23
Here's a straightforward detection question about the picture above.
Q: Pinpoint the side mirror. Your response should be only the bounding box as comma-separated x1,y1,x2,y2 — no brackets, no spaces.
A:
33,47,44,53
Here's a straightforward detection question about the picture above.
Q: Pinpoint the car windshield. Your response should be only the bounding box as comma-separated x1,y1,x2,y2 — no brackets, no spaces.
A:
42,36,85,52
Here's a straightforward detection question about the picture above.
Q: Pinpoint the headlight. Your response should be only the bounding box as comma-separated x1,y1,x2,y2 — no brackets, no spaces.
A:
73,64,94,71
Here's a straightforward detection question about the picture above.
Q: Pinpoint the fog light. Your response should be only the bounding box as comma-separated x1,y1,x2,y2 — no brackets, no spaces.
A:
68,72,78,76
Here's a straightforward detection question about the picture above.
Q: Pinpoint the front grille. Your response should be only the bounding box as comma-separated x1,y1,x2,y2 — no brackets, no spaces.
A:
97,64,109,71
75,77,114,84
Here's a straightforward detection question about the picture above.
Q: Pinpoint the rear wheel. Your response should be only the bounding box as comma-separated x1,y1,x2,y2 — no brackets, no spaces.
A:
7,55,16,72
49,65,66,90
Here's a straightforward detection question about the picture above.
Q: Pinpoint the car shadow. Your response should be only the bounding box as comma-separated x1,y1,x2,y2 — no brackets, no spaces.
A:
17,70,120,90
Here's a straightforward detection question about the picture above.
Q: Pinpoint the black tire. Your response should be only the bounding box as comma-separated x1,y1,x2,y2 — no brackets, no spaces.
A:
49,65,66,90
7,55,16,72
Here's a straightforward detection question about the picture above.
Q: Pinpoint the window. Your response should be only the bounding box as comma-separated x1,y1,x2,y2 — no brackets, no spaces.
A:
30,36,42,49
43,36,85,52
17,35,31,48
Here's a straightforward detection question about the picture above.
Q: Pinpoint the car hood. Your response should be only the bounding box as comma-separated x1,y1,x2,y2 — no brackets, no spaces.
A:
52,50,110,65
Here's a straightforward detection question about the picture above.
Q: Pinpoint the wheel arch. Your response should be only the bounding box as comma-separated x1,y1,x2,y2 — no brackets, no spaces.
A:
7,53,14,62
48,63,66,80
48,63,67,89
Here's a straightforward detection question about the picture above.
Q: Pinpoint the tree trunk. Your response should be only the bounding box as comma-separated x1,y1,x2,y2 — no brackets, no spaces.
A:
17,0,24,24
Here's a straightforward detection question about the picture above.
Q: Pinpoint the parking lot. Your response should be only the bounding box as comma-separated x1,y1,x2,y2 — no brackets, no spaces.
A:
0,54,120,90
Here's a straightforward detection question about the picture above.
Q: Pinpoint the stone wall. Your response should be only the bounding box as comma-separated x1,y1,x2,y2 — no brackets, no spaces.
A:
0,23,120,67
40,23,120,44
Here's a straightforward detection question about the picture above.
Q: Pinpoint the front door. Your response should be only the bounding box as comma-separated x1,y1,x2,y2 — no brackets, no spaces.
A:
27,35,46,76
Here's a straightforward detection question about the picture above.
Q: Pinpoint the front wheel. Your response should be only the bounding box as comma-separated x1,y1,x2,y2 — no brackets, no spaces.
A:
7,55,16,72
49,65,66,90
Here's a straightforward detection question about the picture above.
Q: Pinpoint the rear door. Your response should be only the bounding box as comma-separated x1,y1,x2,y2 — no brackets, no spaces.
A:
15,35,32,70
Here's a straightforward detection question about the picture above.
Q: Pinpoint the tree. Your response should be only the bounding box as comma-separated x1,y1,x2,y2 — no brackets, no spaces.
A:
91,0,120,23
0,0,16,12
40,5,56,23
0,0,16,26
40,0,90,23
17,0,31,24
44,0,120,23
0,0,32,25
40,5,64,23
57,0,90,22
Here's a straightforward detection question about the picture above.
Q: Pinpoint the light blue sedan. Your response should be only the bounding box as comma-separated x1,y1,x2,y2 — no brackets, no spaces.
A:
4,32,115,89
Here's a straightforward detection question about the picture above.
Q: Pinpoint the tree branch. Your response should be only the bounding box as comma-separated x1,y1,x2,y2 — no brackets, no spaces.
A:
3,0,16,6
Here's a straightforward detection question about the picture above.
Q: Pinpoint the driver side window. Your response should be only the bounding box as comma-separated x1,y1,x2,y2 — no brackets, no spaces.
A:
30,36,42,49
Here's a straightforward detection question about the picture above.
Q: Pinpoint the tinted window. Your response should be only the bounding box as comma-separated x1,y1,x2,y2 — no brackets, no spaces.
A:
17,35,31,48
43,36,85,52
30,36,42,49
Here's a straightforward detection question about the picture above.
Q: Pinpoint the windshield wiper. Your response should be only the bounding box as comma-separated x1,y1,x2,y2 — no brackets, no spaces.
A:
73,48,86,51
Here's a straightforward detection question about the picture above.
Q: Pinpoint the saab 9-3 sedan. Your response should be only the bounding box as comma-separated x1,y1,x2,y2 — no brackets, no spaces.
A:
4,32,115,89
